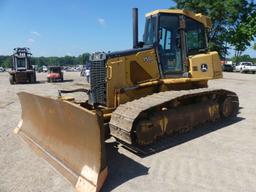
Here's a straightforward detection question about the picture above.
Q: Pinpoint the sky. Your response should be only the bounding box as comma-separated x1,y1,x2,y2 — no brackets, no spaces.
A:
0,0,174,56
0,0,255,57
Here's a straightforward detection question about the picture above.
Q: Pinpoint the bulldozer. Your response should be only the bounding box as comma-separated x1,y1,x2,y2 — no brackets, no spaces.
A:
14,8,239,192
9,47,36,84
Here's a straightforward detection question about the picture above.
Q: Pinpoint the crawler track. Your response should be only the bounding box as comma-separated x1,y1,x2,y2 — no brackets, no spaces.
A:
109,88,239,146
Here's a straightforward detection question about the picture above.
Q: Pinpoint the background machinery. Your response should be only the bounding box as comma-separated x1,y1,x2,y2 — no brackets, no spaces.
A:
15,8,239,192
47,66,64,82
9,47,36,84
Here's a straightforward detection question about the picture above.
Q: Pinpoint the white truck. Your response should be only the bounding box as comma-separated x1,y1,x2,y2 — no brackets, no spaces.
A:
235,62,256,74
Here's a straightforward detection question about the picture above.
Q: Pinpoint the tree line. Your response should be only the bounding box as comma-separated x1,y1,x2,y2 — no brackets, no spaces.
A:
230,54,256,64
1,52,256,69
0,53,90,68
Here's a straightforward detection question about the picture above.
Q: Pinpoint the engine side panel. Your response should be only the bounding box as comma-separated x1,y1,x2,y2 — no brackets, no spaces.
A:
189,51,222,79
106,48,160,108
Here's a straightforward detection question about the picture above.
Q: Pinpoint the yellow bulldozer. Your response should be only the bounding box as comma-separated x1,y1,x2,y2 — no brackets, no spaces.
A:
14,8,239,192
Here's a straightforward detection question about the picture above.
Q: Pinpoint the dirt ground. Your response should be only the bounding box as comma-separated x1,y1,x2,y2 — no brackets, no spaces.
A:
0,71,256,192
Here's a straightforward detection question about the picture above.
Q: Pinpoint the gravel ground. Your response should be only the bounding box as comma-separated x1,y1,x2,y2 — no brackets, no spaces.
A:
0,71,256,192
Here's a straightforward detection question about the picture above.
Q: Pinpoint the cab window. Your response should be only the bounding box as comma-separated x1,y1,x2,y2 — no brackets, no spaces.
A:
144,17,157,46
17,58,26,68
185,17,207,55
158,14,182,75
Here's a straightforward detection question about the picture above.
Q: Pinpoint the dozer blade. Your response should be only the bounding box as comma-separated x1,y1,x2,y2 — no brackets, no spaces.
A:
14,92,108,192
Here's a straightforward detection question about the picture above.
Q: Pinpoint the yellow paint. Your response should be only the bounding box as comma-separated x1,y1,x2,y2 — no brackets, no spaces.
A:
105,50,222,108
146,9,212,28
106,48,160,107
189,51,222,79
104,11,223,108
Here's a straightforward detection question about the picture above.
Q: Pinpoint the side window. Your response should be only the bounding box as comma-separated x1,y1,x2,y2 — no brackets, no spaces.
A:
186,18,206,55
187,31,199,49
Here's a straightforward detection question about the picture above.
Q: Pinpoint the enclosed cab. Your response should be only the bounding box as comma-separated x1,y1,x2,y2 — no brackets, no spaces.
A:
9,47,36,84
88,9,222,108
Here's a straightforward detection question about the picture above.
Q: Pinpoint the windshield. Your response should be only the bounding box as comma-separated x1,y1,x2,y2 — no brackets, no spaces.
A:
17,58,26,68
143,16,157,46
158,14,182,75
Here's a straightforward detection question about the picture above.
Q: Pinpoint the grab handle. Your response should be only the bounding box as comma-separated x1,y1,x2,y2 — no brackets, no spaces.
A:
107,66,113,80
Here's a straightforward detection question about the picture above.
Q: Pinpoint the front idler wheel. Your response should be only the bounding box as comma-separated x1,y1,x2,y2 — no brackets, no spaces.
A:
220,96,239,118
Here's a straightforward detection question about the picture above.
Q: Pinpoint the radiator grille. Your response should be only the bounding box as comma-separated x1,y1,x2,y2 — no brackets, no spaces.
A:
90,56,106,105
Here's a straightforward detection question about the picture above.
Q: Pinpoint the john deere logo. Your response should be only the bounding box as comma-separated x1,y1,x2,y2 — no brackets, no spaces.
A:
201,64,208,72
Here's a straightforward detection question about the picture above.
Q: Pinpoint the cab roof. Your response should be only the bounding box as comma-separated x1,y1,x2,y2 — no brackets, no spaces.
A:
146,9,212,28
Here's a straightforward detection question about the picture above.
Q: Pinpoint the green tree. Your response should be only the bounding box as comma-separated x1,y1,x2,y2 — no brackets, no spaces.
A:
231,54,253,64
79,53,90,64
0,56,12,68
253,43,256,51
172,0,256,57
0,52,91,68
228,3,256,58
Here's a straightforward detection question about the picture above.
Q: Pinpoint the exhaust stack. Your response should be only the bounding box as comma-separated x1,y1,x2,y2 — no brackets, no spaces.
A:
133,8,139,49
